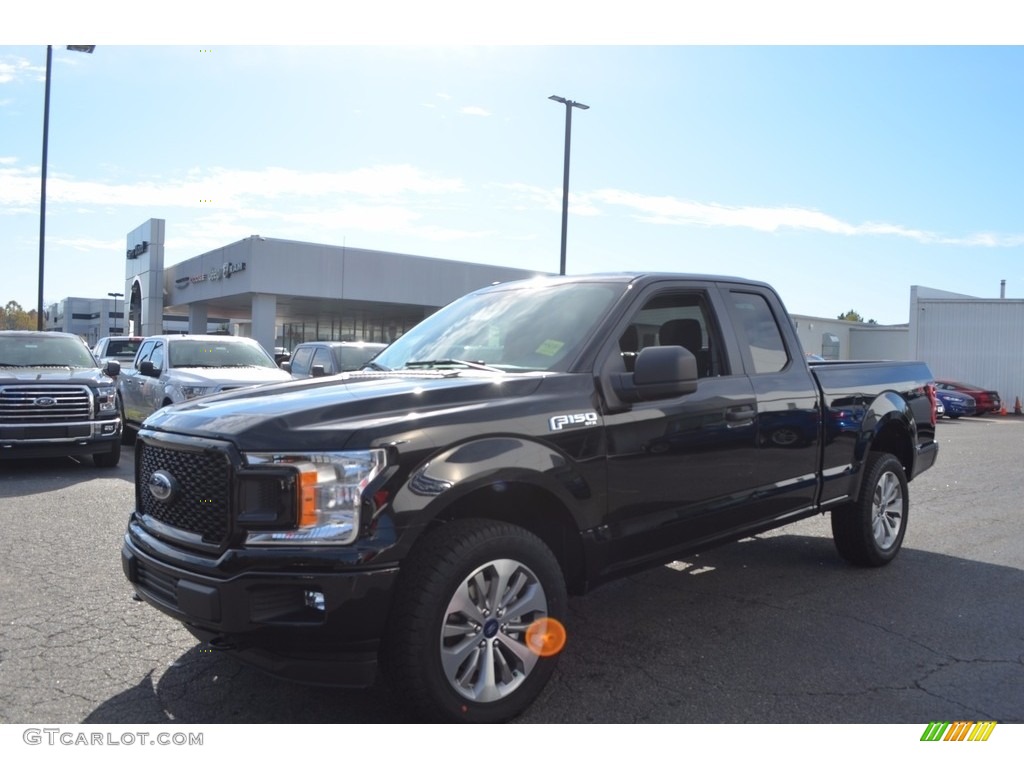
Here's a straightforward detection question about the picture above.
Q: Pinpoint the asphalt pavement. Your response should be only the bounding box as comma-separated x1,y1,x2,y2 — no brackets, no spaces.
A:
1,416,1021,724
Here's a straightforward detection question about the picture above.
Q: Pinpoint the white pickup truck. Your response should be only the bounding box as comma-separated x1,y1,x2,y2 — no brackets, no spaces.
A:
116,334,293,439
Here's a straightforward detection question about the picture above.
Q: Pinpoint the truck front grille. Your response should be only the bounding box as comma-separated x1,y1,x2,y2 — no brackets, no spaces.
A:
137,440,232,550
0,384,92,422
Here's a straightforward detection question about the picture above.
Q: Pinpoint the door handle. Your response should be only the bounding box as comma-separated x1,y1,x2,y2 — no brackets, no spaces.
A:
726,405,756,423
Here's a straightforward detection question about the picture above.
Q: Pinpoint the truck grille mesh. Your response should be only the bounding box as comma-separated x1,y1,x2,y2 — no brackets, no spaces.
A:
0,384,92,422
137,440,232,548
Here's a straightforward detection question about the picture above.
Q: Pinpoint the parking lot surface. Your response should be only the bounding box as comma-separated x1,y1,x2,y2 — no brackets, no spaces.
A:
1,416,1021,724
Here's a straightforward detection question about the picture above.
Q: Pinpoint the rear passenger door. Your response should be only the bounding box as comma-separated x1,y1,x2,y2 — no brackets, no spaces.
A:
722,287,821,518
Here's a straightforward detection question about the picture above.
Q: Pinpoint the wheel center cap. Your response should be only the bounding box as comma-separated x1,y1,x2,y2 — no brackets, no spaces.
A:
483,618,500,638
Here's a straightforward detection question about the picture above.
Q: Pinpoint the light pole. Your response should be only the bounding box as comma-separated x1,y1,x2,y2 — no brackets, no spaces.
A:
38,45,95,331
108,291,123,334
549,95,588,276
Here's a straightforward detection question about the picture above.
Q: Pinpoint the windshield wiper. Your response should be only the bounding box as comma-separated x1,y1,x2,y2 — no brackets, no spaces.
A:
404,358,504,373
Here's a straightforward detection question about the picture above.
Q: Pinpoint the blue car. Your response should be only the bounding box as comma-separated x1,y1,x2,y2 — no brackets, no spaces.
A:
935,388,976,419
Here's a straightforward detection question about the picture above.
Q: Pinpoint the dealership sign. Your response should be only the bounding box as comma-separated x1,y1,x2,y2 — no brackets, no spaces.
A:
126,240,149,260
177,261,247,288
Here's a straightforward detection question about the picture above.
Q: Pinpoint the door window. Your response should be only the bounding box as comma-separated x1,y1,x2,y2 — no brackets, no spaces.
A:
617,291,724,378
290,346,314,376
729,292,789,374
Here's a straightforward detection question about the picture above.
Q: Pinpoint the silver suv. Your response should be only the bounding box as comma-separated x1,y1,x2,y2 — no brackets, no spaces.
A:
117,334,294,435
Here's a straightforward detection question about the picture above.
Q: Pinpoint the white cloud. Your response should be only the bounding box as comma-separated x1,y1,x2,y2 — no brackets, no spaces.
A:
0,164,465,210
587,188,1024,247
0,56,42,85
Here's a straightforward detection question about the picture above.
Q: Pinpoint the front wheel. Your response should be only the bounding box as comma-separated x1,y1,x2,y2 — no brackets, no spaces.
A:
831,451,908,567
117,394,136,445
383,519,568,723
93,438,121,468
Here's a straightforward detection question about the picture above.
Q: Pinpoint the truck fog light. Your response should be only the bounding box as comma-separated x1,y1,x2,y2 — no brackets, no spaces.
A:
304,590,325,611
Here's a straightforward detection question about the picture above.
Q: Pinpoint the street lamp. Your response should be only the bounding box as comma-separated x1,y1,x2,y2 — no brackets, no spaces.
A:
108,292,124,334
548,95,589,276
38,45,95,331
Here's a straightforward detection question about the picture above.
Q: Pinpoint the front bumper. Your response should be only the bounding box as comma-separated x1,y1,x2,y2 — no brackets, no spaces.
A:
0,419,120,458
122,529,399,687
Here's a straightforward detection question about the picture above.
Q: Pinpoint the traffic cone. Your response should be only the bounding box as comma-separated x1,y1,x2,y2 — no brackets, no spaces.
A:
1015,397,1022,416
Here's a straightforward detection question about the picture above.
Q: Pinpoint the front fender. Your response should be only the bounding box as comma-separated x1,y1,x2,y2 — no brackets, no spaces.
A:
392,435,593,526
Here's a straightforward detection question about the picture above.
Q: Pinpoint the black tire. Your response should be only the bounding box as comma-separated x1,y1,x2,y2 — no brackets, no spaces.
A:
118,395,136,445
93,438,121,468
831,451,908,567
382,519,568,723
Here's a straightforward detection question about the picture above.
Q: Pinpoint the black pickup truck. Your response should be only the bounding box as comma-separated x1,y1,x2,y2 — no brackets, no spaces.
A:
121,273,938,722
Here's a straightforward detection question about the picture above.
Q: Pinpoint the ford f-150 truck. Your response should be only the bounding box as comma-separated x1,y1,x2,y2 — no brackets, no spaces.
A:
1,331,122,466
121,273,938,722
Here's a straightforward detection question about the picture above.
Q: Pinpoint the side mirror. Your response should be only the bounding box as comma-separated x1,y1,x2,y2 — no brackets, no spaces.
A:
103,360,121,377
279,361,292,372
311,364,326,378
612,346,699,402
139,360,159,377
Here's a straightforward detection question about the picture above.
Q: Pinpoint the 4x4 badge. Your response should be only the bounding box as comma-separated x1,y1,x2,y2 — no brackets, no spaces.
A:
148,470,177,503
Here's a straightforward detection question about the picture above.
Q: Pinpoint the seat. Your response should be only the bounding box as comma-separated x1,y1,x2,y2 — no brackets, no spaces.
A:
658,318,709,376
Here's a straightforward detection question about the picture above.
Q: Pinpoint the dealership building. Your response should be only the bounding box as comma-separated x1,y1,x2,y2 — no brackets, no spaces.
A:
104,218,542,355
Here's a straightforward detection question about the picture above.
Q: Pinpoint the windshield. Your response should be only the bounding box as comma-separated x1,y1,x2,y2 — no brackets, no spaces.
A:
0,335,97,368
169,339,277,369
373,281,624,373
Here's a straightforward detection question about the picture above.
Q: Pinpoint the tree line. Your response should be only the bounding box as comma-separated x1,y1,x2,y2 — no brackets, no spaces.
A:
3,301,39,330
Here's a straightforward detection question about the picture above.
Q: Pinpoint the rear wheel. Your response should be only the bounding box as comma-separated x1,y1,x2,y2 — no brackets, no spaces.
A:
831,451,908,567
383,519,567,723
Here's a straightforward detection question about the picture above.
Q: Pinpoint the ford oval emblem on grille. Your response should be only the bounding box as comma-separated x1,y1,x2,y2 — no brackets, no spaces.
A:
35,396,57,407
148,470,177,503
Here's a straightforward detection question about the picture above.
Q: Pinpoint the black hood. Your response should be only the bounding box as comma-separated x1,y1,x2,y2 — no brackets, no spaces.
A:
141,370,548,451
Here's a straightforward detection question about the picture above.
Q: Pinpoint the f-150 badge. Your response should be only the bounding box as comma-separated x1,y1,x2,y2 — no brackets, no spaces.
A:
549,412,598,431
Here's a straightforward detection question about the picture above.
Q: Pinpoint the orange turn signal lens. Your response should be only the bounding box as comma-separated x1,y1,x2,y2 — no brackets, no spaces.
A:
297,468,319,527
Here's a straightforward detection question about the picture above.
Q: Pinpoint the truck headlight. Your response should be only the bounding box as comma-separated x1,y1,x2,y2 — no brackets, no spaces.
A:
180,385,218,400
242,450,388,546
97,385,117,413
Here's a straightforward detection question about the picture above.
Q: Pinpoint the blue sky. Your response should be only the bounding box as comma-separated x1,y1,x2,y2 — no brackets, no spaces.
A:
4,6,1024,325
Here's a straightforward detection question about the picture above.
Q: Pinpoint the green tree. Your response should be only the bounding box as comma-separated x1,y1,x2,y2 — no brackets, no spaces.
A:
837,309,877,324
3,301,36,330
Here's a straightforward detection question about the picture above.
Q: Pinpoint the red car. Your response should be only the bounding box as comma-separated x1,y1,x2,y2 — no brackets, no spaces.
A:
934,380,1002,414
